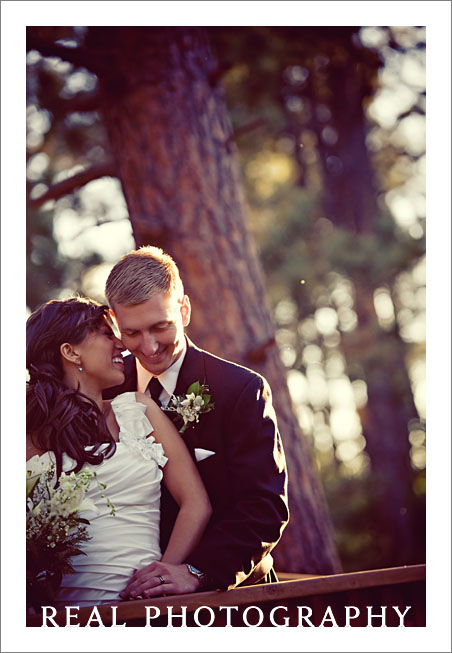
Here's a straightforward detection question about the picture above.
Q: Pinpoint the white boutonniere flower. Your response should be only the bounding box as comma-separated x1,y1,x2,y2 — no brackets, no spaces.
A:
166,381,214,433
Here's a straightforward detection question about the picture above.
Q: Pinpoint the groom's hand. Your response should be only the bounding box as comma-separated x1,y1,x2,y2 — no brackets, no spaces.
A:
120,561,200,599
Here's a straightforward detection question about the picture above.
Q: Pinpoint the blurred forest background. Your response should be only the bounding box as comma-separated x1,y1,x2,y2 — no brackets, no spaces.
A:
26,26,426,574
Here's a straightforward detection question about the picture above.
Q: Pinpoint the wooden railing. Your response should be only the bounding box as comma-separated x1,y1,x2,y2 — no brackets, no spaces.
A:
26,563,425,627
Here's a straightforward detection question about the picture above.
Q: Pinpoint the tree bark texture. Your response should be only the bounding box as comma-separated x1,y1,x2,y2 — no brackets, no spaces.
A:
87,26,341,574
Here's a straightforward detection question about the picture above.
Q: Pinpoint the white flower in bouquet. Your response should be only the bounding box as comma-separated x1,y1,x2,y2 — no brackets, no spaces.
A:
26,455,114,610
26,454,44,496
49,469,97,517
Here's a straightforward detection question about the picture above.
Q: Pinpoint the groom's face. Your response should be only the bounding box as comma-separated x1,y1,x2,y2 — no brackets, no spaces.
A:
112,291,191,376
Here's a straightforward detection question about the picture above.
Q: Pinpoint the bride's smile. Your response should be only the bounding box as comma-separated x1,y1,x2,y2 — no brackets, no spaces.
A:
68,323,126,392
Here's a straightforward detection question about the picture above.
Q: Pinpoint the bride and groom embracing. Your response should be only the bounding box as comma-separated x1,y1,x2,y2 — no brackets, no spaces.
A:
26,245,289,610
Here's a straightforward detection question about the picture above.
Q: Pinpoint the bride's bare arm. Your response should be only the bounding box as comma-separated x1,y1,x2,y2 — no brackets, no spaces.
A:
135,392,212,565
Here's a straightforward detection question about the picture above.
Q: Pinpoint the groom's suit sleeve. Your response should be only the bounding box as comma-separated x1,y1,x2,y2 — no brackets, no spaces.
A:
186,373,289,590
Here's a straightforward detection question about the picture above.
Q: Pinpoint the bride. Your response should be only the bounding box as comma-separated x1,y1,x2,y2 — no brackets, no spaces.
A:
26,296,212,609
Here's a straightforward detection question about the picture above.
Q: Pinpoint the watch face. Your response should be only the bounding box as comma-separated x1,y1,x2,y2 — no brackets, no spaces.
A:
187,564,205,580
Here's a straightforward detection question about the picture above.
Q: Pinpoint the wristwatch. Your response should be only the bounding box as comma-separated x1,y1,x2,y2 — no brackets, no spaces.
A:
185,564,209,590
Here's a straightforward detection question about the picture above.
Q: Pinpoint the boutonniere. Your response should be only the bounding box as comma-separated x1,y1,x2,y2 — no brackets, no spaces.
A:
166,381,214,434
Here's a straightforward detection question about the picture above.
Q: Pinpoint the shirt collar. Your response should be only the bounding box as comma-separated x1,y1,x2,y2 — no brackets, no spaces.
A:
136,338,187,404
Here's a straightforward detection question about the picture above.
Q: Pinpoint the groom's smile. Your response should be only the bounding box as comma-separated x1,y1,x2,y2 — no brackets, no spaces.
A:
111,291,191,376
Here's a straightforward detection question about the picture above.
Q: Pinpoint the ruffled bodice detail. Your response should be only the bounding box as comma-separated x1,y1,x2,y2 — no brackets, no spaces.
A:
111,392,167,467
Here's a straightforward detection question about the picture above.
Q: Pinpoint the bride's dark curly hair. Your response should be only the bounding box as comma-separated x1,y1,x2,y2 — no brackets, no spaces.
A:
26,296,117,479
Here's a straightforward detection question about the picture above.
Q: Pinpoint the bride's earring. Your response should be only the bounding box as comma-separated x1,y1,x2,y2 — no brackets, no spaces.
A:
77,361,83,372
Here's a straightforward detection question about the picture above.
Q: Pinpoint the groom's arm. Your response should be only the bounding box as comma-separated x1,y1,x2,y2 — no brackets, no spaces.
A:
120,369,289,599
186,373,289,590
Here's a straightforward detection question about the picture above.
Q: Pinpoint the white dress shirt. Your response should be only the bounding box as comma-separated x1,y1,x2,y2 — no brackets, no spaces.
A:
135,339,187,408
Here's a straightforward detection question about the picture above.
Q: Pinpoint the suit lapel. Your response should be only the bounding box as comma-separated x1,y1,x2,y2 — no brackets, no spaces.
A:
173,337,207,397
168,338,208,444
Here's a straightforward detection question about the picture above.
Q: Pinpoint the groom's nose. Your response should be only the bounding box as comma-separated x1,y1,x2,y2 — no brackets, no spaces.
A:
140,332,159,356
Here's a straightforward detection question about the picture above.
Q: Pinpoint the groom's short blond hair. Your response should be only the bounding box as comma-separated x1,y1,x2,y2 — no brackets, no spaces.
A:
105,246,184,307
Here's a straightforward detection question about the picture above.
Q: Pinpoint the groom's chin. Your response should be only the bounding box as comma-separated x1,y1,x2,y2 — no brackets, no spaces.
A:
137,347,177,375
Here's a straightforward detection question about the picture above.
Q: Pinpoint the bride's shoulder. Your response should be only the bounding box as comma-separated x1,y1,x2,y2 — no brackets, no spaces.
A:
134,392,161,413
110,391,150,405
134,391,151,404
110,391,157,415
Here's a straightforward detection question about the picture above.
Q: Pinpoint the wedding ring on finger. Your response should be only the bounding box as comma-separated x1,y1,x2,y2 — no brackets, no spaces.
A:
157,575,165,585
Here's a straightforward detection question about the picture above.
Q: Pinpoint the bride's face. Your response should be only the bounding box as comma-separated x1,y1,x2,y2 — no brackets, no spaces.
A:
74,322,126,390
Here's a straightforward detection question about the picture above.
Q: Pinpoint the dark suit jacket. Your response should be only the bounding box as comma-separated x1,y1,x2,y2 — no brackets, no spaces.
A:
104,337,289,590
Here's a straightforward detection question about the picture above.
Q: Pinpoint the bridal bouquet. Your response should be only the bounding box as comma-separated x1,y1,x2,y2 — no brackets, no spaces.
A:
26,456,112,610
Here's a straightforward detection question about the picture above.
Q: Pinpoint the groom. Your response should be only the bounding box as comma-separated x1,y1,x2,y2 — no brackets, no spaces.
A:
103,246,289,598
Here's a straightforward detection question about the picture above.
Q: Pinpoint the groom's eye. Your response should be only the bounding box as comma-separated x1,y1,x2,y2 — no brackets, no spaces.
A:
155,322,171,330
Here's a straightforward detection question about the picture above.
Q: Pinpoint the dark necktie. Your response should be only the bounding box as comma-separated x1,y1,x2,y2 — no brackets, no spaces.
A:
147,376,164,405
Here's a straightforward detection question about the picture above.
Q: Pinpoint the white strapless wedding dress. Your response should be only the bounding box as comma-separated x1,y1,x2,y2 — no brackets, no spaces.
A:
49,392,167,608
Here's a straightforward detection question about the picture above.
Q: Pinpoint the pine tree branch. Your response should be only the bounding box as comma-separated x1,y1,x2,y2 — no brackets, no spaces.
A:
28,161,117,209
225,119,267,150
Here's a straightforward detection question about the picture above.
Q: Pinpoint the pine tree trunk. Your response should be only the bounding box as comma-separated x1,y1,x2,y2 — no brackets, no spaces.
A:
88,26,341,573
311,41,421,566
347,290,419,565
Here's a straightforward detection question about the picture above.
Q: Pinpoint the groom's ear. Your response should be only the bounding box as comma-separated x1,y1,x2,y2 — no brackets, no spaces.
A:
60,342,80,365
181,295,191,327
